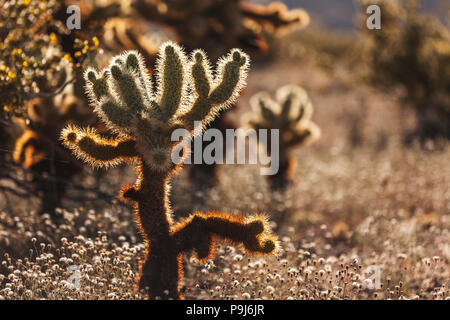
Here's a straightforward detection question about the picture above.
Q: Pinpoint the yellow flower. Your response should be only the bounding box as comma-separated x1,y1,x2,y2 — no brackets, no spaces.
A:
92,36,99,47
0,65,7,72
4,105,11,112
50,33,57,44
74,51,82,57
64,53,72,61
8,72,16,79
23,0,30,6
82,44,89,53
23,61,29,67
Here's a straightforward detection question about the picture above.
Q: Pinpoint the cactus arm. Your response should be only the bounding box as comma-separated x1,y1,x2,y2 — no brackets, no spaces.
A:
61,126,138,167
287,122,321,147
13,130,39,165
110,65,146,116
172,212,277,258
239,2,308,30
249,92,277,122
85,69,136,131
293,103,306,123
191,51,211,99
209,50,248,104
259,99,277,121
177,51,212,128
125,52,153,105
96,99,134,130
181,50,249,130
280,93,294,119
156,44,186,120
85,69,110,102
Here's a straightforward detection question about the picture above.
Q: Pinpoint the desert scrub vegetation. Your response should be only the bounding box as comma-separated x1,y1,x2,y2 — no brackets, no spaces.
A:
1,65,449,301
360,0,450,141
0,0,67,119
243,85,320,190
60,42,278,299
0,0,100,120
0,0,449,302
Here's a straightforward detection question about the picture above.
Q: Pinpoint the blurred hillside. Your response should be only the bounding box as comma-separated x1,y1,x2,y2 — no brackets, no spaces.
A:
270,0,448,30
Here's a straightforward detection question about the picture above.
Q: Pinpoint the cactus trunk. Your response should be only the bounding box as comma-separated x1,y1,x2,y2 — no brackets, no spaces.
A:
268,157,296,190
133,164,181,299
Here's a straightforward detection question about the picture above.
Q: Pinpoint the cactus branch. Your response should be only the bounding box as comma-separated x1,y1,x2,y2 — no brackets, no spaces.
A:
172,212,277,257
181,49,249,130
61,126,138,167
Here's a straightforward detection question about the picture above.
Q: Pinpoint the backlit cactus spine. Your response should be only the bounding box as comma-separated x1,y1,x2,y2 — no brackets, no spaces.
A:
60,42,278,299
245,85,321,189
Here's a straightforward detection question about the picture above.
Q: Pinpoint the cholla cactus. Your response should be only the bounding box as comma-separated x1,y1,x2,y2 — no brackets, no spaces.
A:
244,85,320,189
60,42,278,299
13,96,90,215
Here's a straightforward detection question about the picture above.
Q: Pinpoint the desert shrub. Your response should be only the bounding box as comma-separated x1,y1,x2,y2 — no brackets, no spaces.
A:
361,0,450,140
0,0,100,120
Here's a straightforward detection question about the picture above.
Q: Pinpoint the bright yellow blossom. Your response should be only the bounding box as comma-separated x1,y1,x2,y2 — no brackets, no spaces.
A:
50,33,57,44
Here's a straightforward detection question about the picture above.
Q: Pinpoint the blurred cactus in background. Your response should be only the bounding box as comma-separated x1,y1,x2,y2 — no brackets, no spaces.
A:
61,43,278,299
361,0,450,141
12,95,94,215
130,0,309,61
244,85,320,190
